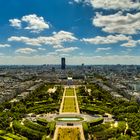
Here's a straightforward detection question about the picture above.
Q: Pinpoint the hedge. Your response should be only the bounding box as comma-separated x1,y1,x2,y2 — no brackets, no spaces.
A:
0,136,13,140
47,121,56,133
82,122,89,132
37,118,48,126
80,107,105,115
41,135,51,140
89,118,104,126
0,130,6,135
23,119,47,133
82,121,89,139
5,133,22,140
13,120,45,140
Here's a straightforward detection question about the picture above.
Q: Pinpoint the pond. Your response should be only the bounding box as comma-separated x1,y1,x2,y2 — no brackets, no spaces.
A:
55,117,83,122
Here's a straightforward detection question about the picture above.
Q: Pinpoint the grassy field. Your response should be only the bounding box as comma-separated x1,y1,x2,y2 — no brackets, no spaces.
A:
62,97,77,112
57,127,81,140
65,88,75,96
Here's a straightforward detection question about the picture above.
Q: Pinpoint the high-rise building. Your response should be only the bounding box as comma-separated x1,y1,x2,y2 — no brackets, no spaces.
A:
61,57,66,70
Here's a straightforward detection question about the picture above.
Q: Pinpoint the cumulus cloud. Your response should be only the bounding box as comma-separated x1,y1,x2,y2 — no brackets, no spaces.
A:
22,14,49,33
0,44,11,48
82,34,130,44
96,47,111,52
9,19,21,28
82,34,140,48
56,47,79,53
89,0,140,10
8,36,42,46
121,39,140,47
72,0,140,10
9,14,49,33
15,48,37,54
53,31,77,42
8,31,77,47
93,12,140,34
121,40,137,47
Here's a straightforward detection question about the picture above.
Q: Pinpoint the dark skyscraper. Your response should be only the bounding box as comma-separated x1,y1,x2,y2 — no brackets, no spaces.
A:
61,58,66,70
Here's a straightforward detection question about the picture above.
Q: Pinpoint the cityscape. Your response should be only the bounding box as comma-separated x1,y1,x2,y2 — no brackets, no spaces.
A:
0,0,140,140
0,59,140,139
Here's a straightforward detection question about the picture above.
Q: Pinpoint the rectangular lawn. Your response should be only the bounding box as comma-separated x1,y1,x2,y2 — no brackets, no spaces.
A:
62,97,77,112
65,88,75,96
57,127,81,140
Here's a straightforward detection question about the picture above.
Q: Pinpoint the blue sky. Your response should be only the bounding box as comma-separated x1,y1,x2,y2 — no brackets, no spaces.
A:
0,0,140,65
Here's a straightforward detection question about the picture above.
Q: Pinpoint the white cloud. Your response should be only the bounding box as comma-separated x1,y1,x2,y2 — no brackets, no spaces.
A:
53,31,77,42
89,0,140,10
15,48,37,54
93,12,140,34
8,36,42,46
9,19,21,28
69,0,90,5
9,14,49,33
96,47,111,52
82,34,140,48
56,47,79,53
121,40,138,47
73,0,82,3
72,0,89,3
82,34,130,44
0,44,11,48
38,48,46,51
22,14,49,33
53,45,63,48
121,39,140,47
8,31,77,47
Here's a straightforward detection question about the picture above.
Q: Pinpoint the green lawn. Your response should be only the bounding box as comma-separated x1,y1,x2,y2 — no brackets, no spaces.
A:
62,97,77,113
57,128,81,140
65,88,75,96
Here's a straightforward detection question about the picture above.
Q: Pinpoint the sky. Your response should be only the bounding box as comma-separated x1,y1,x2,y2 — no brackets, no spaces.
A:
0,0,140,65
